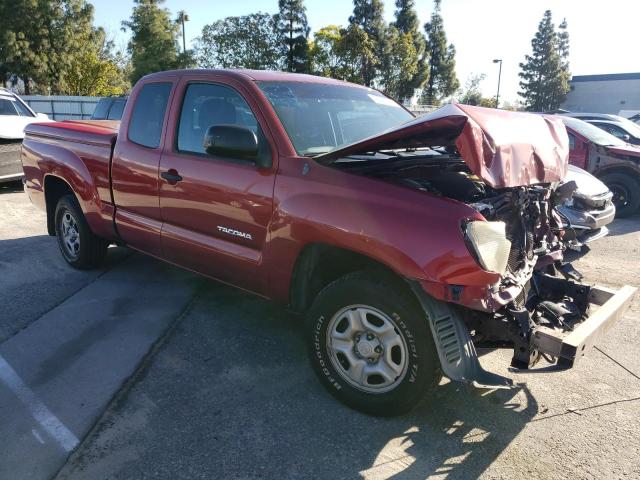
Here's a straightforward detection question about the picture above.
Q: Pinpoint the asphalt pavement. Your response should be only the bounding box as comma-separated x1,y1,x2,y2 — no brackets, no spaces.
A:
1,181,639,479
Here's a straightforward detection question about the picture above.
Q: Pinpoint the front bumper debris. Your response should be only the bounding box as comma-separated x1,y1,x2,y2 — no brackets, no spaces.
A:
558,199,615,231
532,285,637,367
410,281,514,389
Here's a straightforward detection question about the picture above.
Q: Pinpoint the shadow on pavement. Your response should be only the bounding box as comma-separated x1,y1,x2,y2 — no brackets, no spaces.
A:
0,180,23,194
0,235,130,342
60,280,536,480
605,215,640,237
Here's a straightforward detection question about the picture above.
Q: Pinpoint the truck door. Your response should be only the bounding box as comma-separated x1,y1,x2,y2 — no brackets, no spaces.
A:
567,132,589,170
111,81,174,257
158,79,276,295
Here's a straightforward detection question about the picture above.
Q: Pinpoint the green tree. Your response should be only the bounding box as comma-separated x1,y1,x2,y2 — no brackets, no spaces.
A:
456,74,494,107
391,0,428,102
275,0,310,73
379,26,418,101
348,0,386,86
64,28,129,96
518,10,571,111
196,13,281,70
309,25,344,78
421,0,459,105
310,24,377,85
334,24,377,84
0,0,96,94
122,0,181,84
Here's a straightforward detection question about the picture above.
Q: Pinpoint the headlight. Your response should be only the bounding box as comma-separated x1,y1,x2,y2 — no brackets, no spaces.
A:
464,221,512,275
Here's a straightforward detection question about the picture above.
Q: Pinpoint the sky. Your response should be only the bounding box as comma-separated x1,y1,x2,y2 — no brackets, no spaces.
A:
92,0,640,104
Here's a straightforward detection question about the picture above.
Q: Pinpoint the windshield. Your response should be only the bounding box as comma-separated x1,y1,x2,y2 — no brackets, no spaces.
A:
562,117,626,147
257,81,413,156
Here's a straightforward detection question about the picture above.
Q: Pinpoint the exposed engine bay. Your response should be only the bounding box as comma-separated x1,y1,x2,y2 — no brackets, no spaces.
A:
335,150,599,369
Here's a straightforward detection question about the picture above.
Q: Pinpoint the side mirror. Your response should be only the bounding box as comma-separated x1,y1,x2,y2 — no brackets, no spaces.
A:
623,134,631,142
203,125,271,168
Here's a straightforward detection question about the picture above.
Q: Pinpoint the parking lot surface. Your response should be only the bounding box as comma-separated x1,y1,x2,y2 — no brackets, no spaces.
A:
1,181,639,479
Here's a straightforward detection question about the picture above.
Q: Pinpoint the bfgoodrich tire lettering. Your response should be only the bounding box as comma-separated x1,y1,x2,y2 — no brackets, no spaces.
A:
306,271,441,416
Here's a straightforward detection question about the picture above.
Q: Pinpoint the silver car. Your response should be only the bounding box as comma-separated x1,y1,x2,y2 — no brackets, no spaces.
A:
557,164,616,249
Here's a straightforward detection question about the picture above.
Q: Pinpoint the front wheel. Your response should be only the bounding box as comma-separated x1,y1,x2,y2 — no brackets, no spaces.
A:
600,173,640,218
54,194,108,269
305,271,441,416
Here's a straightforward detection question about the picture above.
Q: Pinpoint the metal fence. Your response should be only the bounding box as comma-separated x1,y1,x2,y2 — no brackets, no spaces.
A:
409,105,438,116
21,95,101,120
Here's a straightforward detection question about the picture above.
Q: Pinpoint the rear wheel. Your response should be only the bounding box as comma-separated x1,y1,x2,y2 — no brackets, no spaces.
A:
600,173,640,218
54,195,108,269
306,271,441,416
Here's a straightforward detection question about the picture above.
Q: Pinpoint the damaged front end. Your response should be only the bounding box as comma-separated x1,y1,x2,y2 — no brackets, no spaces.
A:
318,104,636,386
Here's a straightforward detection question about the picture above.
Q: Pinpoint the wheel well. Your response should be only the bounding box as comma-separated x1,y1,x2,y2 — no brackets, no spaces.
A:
289,244,406,313
44,176,74,236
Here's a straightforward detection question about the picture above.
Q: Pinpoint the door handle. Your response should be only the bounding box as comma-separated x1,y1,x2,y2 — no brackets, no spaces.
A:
161,169,183,184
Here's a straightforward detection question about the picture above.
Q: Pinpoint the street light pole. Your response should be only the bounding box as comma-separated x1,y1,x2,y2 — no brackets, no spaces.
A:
493,59,502,108
179,11,189,54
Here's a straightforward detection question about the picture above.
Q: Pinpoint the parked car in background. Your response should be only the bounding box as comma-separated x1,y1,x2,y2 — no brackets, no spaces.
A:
560,116,640,217
90,96,128,120
588,120,640,145
557,164,615,249
0,88,50,183
561,112,640,145
20,70,636,416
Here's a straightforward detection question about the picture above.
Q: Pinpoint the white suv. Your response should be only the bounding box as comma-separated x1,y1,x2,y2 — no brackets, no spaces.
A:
0,88,50,183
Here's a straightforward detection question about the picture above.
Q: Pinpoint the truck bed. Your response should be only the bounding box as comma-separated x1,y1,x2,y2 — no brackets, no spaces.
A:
25,120,119,146
22,120,120,239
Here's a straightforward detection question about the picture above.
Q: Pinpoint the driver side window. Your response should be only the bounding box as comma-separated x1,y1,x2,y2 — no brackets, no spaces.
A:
177,83,258,155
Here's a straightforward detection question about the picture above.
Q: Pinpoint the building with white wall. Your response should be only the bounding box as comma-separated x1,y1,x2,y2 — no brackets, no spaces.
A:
561,73,640,116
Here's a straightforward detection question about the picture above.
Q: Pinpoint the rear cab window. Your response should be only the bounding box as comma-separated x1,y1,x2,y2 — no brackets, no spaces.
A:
91,99,111,120
128,83,173,149
108,100,126,120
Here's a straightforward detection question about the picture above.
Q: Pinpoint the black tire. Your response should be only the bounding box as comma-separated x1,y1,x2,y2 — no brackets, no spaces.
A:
306,271,441,416
600,173,640,218
54,194,108,269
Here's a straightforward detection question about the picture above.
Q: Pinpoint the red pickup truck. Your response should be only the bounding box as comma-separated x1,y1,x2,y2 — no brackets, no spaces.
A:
22,70,636,416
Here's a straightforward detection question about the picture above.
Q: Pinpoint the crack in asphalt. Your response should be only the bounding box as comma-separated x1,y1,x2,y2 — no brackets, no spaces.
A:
530,345,640,423
594,346,640,382
532,396,640,422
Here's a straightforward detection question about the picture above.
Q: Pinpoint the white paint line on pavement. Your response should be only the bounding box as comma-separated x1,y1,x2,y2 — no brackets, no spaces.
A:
32,428,45,444
0,355,79,452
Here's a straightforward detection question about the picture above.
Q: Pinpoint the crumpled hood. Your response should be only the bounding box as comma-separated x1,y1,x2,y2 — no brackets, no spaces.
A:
315,103,569,189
